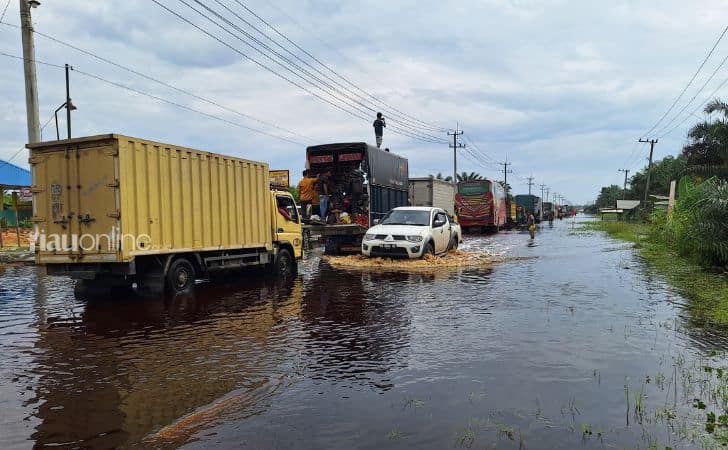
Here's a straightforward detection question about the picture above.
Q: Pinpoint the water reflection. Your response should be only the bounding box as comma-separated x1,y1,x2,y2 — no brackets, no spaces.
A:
28,275,306,448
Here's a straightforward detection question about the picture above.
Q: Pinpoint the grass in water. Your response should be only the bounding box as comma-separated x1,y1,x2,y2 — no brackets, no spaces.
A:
584,221,728,326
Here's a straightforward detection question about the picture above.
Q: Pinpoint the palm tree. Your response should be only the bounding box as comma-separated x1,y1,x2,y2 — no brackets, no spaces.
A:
456,171,484,182
430,172,453,182
682,99,728,178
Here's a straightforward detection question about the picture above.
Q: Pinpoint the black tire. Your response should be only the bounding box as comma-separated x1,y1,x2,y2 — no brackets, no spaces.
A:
448,236,459,251
166,258,195,295
269,248,295,278
422,241,435,259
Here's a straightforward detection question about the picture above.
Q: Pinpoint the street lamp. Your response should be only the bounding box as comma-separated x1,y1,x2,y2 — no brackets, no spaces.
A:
54,99,76,140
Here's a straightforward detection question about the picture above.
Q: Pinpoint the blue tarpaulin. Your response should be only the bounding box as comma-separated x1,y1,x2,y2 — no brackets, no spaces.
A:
0,160,31,187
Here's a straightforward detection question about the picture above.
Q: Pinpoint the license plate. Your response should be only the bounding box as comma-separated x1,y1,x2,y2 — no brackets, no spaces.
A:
383,244,396,249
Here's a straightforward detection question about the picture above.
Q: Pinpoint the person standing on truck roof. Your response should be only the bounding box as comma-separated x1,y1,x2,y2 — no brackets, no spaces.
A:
317,170,332,222
297,170,317,219
373,112,386,148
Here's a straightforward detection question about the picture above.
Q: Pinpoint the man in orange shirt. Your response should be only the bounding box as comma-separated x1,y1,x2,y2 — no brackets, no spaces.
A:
297,170,317,219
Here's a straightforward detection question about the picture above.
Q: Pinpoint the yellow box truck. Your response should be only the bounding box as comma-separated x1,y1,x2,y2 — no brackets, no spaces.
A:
28,134,302,294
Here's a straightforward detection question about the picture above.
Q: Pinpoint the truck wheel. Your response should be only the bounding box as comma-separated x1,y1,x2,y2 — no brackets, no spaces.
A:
269,248,295,278
422,241,435,259
166,258,195,294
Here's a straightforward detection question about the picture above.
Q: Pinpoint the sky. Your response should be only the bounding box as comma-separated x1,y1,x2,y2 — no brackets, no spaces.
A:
1,0,728,204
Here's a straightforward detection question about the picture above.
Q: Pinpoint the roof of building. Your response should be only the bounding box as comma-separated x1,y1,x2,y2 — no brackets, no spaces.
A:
616,200,641,210
0,159,31,188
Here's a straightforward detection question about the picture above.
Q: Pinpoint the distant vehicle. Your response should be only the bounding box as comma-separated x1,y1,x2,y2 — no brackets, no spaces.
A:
515,194,542,224
409,177,455,215
303,142,409,254
361,207,462,259
455,180,507,232
542,202,554,220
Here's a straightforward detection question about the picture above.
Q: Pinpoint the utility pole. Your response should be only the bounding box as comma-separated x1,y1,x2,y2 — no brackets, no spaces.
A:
618,168,630,200
539,184,546,220
638,138,658,207
545,187,550,202
19,0,41,144
447,124,465,185
499,161,512,193
526,176,535,195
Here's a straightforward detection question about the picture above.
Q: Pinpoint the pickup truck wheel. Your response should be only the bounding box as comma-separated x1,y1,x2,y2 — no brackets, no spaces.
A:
448,236,459,251
422,241,435,258
166,258,195,294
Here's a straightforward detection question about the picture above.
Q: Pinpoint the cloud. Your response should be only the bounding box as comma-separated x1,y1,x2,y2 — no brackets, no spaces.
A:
0,0,726,203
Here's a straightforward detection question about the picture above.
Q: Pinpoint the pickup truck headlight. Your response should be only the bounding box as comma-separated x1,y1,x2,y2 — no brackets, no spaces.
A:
406,235,423,242
364,233,376,241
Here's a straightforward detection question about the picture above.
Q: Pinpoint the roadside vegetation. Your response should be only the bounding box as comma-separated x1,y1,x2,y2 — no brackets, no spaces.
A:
585,98,728,326
585,177,728,325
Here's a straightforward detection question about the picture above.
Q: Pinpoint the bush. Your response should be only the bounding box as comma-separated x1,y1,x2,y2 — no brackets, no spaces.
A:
656,177,728,267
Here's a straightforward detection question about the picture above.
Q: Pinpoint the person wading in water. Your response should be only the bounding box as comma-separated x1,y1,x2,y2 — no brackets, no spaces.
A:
527,212,536,239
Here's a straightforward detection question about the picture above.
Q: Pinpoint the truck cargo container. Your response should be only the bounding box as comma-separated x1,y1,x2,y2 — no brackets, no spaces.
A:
408,177,455,214
28,134,302,294
303,142,408,254
455,180,507,232
515,194,542,224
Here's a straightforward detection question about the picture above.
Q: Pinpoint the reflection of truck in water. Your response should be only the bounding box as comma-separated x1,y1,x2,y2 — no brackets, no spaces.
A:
455,180,506,232
408,177,455,214
29,134,302,294
515,194,542,224
303,142,409,254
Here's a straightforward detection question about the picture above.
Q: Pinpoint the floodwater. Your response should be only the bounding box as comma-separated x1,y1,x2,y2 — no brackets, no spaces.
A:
2,217,728,449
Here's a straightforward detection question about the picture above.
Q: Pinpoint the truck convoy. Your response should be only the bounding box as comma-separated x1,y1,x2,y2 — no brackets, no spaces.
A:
515,194,542,225
408,177,455,214
454,179,506,232
29,134,303,294
303,142,409,254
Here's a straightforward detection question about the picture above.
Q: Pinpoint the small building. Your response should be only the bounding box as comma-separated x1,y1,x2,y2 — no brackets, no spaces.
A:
600,200,640,221
0,159,32,226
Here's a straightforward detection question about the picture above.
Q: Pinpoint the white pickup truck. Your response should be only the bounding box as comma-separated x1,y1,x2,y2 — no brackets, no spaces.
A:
361,207,462,258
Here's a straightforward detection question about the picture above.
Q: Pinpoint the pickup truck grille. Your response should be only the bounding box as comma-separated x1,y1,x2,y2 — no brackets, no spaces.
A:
392,235,406,241
375,234,387,240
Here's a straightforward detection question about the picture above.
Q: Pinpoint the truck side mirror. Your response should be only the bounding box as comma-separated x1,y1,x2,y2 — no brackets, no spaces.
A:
373,219,380,225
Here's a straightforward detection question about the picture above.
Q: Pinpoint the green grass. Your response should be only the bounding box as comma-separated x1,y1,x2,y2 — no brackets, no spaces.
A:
586,221,728,326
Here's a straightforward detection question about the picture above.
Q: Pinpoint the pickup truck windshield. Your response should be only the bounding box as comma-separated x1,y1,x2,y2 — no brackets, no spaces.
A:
381,210,430,226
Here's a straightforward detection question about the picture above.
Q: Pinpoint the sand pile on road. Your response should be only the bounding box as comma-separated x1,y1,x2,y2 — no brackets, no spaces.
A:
323,250,521,271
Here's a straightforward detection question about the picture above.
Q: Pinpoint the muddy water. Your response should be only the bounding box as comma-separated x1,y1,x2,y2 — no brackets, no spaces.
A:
1,218,727,449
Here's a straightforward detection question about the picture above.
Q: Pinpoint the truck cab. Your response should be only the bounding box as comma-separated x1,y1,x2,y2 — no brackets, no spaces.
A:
272,190,303,259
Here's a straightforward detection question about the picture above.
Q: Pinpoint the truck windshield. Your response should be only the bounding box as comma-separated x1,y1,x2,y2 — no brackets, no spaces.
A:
381,210,430,226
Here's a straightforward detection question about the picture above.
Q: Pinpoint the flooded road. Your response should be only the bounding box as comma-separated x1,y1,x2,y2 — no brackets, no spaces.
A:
2,217,727,449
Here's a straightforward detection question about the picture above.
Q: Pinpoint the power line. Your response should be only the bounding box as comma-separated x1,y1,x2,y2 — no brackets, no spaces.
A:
0,0,10,23
0,21,314,142
175,0,446,142
659,73,728,139
152,0,446,144
654,51,728,137
640,25,728,138
231,0,448,133
0,51,308,145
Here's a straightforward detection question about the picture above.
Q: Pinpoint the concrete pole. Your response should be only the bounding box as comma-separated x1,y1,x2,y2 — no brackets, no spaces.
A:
19,0,40,144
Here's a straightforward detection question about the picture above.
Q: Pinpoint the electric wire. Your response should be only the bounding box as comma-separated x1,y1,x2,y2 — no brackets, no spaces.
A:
177,0,447,143
0,0,10,23
152,0,446,144
659,72,728,138
232,0,448,133
0,20,313,142
640,25,728,138
0,51,307,145
653,51,728,137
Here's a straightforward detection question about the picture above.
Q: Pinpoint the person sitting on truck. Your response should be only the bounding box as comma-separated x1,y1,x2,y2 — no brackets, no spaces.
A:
373,112,386,148
297,170,317,219
317,170,332,222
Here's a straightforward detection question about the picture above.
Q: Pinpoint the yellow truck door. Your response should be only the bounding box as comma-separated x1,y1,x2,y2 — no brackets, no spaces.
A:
273,193,303,258
31,140,120,263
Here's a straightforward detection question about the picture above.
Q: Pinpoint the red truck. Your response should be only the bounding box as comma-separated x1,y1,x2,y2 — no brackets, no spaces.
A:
455,180,507,232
